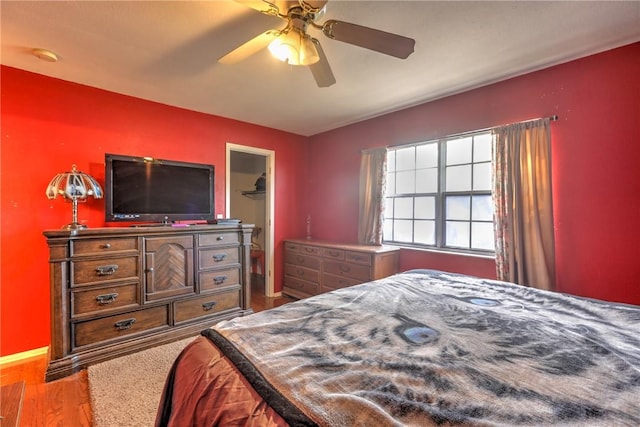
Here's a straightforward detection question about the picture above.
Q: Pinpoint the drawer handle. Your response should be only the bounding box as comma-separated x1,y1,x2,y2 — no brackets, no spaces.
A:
296,269,305,276
202,301,217,311
95,264,118,276
352,256,366,262
328,250,340,257
340,265,351,273
304,247,314,253
212,254,227,262
217,236,224,241
296,256,305,263
101,243,112,249
96,293,119,305
114,318,136,331
213,275,228,285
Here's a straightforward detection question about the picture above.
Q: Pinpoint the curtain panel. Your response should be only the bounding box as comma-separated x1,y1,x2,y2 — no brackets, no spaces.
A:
493,118,556,290
358,148,387,245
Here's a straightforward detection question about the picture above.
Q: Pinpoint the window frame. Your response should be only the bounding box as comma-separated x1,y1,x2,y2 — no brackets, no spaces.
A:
383,131,495,256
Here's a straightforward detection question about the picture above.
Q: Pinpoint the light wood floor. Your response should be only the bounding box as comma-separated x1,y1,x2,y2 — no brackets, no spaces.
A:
0,276,295,427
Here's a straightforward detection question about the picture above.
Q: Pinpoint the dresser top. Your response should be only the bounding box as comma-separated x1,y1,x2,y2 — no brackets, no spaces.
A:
44,223,254,239
285,238,399,254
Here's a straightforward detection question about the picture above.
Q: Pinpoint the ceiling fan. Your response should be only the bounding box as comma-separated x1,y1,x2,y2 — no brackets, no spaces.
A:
219,0,415,87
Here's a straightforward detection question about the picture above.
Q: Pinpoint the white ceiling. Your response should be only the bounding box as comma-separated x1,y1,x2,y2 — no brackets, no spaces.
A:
2,1,639,136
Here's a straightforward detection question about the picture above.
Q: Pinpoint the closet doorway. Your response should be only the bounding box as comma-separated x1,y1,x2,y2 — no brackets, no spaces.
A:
226,143,275,297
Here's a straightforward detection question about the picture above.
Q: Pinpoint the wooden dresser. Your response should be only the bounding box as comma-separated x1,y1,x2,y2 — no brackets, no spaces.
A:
44,224,253,381
283,239,400,299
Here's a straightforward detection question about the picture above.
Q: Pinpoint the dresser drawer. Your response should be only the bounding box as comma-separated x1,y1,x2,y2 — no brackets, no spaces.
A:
284,251,320,270
199,247,239,269
285,264,320,283
73,305,169,348
71,282,140,318
72,237,138,256
283,276,320,298
173,290,240,324
71,256,139,287
322,248,345,260
323,260,371,281
199,267,240,292
286,242,320,256
199,232,239,247
346,251,372,266
322,273,359,292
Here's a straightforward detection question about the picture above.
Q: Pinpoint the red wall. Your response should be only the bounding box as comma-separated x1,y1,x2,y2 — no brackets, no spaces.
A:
308,42,640,305
2,42,639,358
0,67,309,356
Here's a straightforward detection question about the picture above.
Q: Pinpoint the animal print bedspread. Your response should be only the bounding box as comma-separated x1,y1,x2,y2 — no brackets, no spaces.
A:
208,270,640,426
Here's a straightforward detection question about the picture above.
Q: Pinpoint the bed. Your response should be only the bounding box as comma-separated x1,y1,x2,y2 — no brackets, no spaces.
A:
155,269,640,426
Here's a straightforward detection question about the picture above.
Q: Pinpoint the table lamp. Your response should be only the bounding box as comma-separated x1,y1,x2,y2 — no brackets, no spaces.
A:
46,164,103,230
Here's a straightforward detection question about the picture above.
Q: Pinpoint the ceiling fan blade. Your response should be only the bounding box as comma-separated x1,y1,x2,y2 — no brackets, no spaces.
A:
219,30,279,64
322,20,415,59
309,39,335,87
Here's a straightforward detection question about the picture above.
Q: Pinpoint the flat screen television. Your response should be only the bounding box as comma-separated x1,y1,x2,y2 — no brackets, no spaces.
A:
105,153,215,224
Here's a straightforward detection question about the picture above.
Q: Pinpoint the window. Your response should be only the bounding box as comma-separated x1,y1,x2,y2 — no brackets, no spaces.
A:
384,132,494,253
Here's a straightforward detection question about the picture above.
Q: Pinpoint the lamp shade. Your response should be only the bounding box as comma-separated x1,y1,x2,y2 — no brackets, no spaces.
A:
268,28,319,66
46,164,103,229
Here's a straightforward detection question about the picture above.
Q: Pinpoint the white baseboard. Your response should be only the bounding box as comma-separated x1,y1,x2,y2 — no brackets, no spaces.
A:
0,346,48,365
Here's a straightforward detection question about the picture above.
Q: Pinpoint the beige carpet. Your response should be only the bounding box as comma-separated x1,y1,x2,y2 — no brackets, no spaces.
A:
88,336,196,427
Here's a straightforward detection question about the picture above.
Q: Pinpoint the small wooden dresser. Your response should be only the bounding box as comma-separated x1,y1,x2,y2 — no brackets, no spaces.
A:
44,224,253,381
283,239,400,299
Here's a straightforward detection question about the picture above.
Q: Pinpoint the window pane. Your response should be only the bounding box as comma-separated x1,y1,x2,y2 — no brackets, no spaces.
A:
386,172,396,196
446,196,470,220
387,150,396,172
473,133,492,162
446,221,470,248
472,195,493,221
446,164,472,191
446,137,472,165
415,220,435,245
472,222,495,250
415,168,438,193
396,170,415,194
473,162,491,191
415,196,435,219
416,144,438,168
394,219,413,243
383,218,393,240
395,147,415,171
395,197,413,219
384,197,394,218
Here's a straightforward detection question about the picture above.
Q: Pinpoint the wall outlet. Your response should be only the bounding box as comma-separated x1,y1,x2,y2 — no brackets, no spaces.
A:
216,213,223,219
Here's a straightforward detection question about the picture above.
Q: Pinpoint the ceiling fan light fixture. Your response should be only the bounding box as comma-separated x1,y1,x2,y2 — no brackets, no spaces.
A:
268,30,299,64
268,28,319,66
299,34,319,65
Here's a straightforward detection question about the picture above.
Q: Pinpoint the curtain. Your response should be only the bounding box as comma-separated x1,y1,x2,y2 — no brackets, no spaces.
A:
358,148,387,245
493,118,556,290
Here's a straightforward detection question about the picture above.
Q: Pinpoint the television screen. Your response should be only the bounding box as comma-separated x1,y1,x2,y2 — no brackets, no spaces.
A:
105,154,215,223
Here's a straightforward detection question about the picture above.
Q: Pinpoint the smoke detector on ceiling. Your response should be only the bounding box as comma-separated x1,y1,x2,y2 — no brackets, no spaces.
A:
32,48,58,62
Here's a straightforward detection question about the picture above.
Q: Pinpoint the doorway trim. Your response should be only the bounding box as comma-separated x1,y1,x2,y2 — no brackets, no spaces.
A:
226,142,276,297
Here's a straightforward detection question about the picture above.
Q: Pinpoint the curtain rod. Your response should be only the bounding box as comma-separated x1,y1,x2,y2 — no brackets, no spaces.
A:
502,114,558,128
442,114,558,140
364,114,559,152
